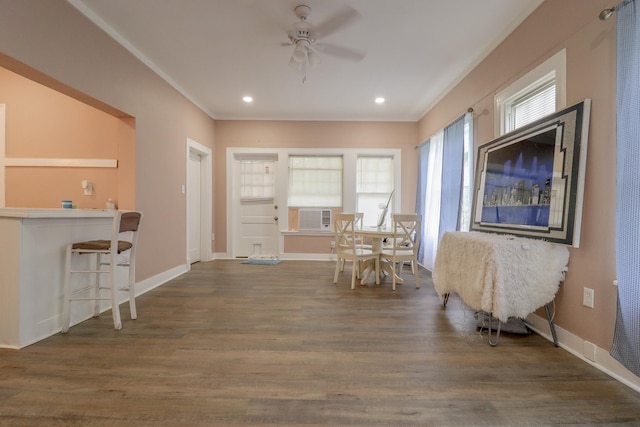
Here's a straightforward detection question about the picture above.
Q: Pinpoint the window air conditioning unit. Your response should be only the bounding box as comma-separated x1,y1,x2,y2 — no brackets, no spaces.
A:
298,209,332,231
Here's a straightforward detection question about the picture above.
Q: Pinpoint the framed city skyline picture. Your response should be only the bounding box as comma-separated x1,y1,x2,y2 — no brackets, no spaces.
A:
470,99,591,247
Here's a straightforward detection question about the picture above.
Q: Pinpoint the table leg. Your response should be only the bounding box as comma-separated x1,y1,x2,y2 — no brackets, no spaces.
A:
380,260,404,284
359,260,374,285
359,237,404,285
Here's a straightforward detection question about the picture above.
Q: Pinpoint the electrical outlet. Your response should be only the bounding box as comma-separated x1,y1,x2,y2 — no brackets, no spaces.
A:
583,287,595,308
330,240,335,249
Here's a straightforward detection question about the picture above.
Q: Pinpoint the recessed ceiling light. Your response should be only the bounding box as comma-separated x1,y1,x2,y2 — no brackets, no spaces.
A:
375,97,385,104
243,96,253,103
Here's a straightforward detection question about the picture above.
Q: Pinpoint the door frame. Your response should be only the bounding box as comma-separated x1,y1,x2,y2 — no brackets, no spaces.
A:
227,148,282,258
186,138,213,264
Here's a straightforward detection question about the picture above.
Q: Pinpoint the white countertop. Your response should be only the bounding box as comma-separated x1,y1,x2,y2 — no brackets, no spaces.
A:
0,207,115,219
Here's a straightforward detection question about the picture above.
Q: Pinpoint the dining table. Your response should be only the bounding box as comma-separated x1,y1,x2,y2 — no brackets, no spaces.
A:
355,225,404,285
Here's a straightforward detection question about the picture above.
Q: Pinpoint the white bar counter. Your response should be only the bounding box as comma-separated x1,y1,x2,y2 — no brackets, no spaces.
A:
0,208,115,349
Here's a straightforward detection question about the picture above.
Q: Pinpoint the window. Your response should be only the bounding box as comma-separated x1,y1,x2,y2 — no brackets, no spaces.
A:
356,156,394,227
239,160,275,201
288,155,343,207
495,49,566,135
509,79,556,130
459,116,473,231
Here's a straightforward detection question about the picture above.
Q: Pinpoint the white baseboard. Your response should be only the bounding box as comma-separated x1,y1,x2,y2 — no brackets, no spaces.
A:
135,263,190,297
526,313,640,393
36,263,191,347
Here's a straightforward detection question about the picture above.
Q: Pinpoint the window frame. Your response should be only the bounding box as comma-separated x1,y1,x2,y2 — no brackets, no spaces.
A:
283,148,401,231
227,147,401,235
495,49,566,136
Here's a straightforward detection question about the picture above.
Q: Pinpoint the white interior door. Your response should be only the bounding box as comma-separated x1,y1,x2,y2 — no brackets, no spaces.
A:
233,159,279,258
187,151,202,263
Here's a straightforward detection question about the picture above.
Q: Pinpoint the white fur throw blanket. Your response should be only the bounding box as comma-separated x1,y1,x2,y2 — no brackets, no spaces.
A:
433,231,569,322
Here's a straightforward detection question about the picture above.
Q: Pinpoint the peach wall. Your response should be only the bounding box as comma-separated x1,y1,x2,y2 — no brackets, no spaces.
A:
418,0,617,349
284,234,334,254
0,1,216,281
214,120,418,253
0,0,622,354
1,67,118,159
116,117,136,210
0,66,126,209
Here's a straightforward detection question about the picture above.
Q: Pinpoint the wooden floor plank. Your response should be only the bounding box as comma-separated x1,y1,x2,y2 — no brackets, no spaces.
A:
1,260,639,426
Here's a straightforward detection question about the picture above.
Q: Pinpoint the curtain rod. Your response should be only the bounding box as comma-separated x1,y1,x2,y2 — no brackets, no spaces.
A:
600,0,635,21
414,109,473,149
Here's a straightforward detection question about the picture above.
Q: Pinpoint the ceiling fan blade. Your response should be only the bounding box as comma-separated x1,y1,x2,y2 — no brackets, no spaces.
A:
308,48,321,67
315,42,366,61
315,6,361,39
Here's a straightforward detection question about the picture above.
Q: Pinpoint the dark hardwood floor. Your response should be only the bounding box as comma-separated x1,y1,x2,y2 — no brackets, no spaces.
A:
1,260,639,426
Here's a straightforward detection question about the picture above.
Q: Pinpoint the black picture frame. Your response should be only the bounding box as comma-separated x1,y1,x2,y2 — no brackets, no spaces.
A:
470,99,591,247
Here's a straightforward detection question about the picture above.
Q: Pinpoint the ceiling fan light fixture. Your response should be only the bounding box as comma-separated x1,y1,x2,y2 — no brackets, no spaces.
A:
293,43,308,62
285,4,363,83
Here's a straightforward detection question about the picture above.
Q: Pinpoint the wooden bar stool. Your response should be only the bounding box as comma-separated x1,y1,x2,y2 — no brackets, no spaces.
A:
62,210,142,332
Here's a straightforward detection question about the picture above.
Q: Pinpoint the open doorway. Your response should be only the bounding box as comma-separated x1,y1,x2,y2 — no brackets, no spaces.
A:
186,138,212,264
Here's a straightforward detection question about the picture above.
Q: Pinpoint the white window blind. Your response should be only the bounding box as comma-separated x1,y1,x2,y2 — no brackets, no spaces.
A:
288,155,343,207
356,156,394,226
240,160,274,201
510,80,556,130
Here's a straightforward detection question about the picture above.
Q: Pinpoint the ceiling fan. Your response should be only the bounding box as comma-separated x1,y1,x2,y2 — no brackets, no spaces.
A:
285,4,365,82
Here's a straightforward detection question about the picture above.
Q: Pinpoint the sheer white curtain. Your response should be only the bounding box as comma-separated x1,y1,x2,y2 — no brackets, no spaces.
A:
416,113,472,271
421,132,443,270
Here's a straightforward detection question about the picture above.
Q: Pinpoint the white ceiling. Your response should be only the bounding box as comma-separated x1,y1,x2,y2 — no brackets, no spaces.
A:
70,0,543,122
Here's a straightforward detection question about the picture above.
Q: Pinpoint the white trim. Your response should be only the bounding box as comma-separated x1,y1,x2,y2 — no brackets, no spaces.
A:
226,147,402,257
186,138,213,264
495,49,567,136
67,0,215,119
134,263,189,297
4,158,117,167
63,262,190,339
526,313,640,394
